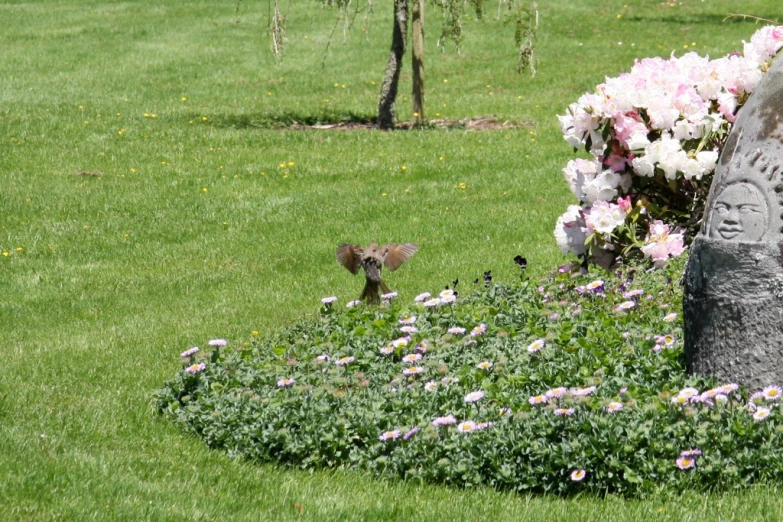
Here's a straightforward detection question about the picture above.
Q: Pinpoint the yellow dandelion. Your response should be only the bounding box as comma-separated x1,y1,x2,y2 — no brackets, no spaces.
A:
252,330,260,336
201,116,208,121
1,251,9,257
202,188,208,192
181,96,188,102
16,247,24,252
401,166,407,171
443,79,449,83
288,161,294,166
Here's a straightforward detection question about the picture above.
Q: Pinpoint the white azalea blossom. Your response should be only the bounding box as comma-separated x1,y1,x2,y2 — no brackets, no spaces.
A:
554,205,588,256
554,25,783,264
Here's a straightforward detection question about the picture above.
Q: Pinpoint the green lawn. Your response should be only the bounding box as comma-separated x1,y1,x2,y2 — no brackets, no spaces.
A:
2,0,782,519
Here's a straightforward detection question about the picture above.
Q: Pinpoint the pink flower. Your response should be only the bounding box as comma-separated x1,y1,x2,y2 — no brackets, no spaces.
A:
680,448,702,458
570,386,596,397
379,430,401,441
528,394,548,405
464,391,485,403
432,415,457,426
403,426,419,440
640,221,686,267
180,347,199,358
457,421,477,433
616,195,632,214
185,362,206,374
414,292,431,302
545,387,569,399
570,469,587,482
584,200,627,235
402,353,422,364
676,457,696,470
470,323,487,336
613,300,636,312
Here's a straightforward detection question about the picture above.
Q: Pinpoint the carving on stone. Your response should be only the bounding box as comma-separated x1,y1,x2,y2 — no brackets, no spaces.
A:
684,51,783,390
707,181,768,242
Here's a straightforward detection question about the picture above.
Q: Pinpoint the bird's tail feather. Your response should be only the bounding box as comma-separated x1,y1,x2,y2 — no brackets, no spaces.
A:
360,281,380,304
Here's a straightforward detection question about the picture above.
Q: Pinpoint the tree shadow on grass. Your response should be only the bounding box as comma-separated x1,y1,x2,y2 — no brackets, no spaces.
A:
201,111,377,130
197,111,532,131
624,13,779,26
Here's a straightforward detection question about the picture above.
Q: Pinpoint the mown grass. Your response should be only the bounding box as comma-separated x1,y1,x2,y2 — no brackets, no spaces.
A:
1,0,782,519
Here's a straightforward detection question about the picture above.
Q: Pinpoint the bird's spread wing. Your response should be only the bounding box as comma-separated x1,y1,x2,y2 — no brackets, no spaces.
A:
382,243,418,271
336,243,363,274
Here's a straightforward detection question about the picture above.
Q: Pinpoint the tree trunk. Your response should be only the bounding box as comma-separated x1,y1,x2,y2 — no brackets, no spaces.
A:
377,0,408,130
411,0,424,127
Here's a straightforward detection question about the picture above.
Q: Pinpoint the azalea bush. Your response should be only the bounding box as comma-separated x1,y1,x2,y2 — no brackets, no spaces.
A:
156,258,783,497
556,26,783,268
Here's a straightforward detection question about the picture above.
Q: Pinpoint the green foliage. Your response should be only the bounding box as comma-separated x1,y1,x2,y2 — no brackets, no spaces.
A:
157,256,783,497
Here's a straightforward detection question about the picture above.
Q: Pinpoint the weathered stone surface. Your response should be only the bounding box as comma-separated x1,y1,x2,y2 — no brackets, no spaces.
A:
684,53,783,389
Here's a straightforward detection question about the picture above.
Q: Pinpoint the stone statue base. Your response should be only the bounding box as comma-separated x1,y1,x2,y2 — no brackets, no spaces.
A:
684,236,783,389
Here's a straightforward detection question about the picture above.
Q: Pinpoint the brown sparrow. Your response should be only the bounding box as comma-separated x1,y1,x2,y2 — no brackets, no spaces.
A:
336,242,418,304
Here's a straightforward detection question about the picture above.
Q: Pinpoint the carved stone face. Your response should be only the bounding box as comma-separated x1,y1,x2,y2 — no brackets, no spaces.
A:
709,182,768,242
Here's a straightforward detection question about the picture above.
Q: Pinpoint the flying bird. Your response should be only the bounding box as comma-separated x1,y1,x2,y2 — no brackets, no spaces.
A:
336,242,418,304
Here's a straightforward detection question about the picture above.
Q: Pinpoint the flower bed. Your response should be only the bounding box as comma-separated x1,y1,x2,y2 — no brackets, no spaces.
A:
156,257,783,497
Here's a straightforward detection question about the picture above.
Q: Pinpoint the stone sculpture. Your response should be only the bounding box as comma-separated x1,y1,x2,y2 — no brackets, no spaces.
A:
684,53,783,389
